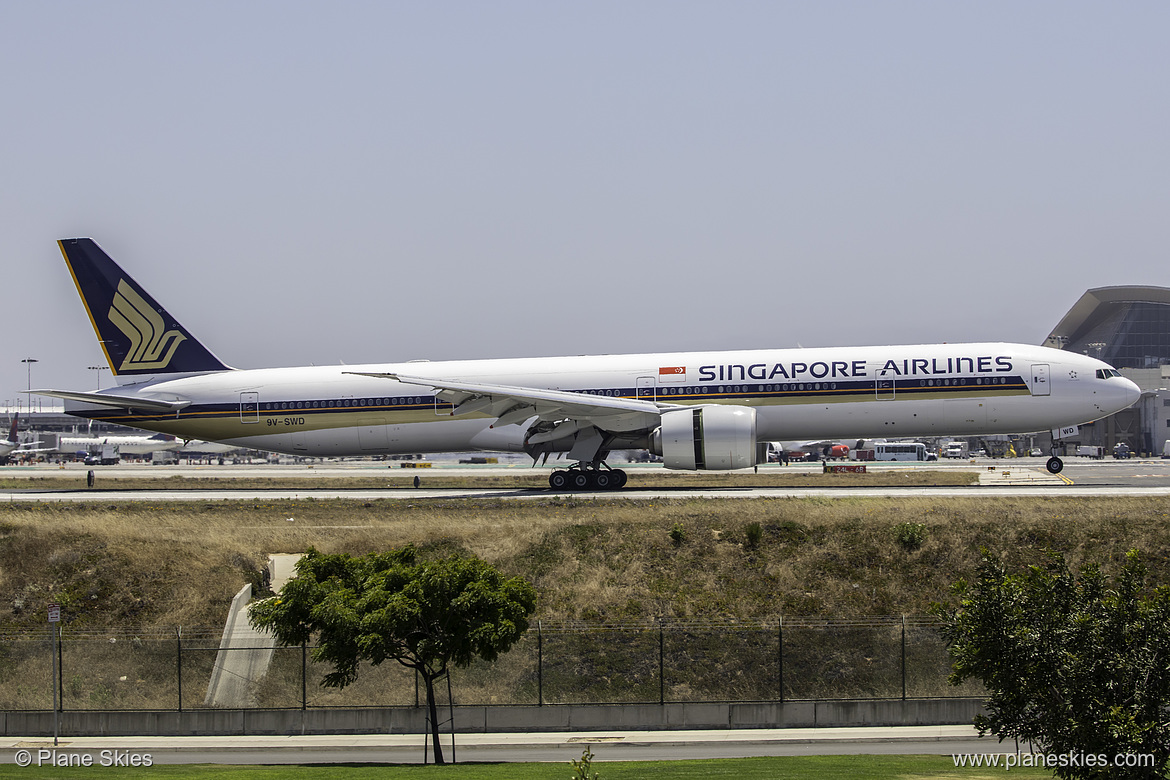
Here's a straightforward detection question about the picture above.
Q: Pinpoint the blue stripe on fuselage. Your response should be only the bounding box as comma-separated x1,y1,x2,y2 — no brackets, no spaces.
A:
65,376,1029,426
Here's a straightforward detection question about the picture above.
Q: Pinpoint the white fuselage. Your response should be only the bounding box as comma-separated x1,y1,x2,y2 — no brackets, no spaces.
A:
64,342,1140,460
57,435,181,456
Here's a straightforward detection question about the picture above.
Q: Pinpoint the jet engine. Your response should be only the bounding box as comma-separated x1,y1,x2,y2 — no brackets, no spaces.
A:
648,405,758,470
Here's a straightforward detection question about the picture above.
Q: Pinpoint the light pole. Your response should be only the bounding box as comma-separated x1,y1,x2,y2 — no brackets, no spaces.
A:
88,365,109,390
21,358,38,399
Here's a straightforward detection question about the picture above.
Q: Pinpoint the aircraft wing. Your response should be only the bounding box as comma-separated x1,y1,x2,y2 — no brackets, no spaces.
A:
0,439,52,457
11,443,55,454
345,371,680,433
33,389,191,413
790,439,841,451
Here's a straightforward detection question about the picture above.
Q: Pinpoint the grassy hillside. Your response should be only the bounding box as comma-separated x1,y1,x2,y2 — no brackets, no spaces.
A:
1,495,1168,631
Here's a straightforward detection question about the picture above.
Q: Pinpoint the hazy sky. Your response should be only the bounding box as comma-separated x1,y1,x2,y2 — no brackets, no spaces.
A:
3,2,1168,403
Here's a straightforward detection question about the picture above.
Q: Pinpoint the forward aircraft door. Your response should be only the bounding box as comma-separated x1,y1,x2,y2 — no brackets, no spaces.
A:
637,376,656,402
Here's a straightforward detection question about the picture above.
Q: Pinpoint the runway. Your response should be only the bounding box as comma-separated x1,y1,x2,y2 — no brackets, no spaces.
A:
2,457,1169,501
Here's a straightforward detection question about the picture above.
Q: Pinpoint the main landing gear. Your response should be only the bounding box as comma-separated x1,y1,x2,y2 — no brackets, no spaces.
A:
548,465,628,491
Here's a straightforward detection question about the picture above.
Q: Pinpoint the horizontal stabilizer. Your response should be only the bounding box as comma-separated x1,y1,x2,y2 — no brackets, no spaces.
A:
33,389,191,412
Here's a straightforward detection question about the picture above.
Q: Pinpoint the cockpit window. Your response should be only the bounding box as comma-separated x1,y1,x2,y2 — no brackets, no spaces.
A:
1095,368,1122,379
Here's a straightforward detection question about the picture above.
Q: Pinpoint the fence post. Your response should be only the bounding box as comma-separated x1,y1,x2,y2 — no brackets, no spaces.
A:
901,615,907,701
301,641,308,710
778,616,784,704
57,625,64,713
658,623,665,706
537,621,543,707
176,627,183,713
50,623,59,744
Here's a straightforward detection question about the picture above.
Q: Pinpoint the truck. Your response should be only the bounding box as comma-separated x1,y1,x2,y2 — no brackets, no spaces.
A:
83,443,120,466
942,441,968,459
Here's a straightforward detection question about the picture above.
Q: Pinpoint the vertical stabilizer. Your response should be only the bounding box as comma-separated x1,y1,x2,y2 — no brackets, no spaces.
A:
58,239,231,378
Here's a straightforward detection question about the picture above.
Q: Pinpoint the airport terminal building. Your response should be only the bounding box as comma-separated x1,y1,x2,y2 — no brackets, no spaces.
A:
1045,285,1170,455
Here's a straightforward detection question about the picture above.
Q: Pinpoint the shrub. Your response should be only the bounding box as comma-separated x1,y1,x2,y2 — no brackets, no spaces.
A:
744,521,763,551
894,522,926,552
571,746,599,779
669,523,686,547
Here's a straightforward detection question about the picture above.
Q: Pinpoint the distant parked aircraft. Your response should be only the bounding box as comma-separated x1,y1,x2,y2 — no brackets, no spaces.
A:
0,415,46,463
56,432,181,458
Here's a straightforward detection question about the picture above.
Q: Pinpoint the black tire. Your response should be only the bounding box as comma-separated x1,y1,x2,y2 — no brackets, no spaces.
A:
1046,457,1064,475
611,469,628,489
593,471,613,490
571,471,591,490
549,471,569,490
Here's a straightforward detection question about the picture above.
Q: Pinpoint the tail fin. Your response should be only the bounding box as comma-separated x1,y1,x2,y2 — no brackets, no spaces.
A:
7,414,17,445
58,239,231,379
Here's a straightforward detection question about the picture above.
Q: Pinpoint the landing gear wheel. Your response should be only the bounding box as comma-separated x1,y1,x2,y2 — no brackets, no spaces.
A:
593,471,613,490
549,471,569,490
1046,456,1064,475
611,469,628,489
571,471,591,490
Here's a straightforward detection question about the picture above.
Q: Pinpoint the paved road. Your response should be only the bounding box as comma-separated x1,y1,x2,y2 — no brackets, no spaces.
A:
2,726,997,765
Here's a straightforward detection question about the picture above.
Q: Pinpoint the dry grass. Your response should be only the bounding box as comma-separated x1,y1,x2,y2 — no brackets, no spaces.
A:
1,495,1168,632
5,495,1166,710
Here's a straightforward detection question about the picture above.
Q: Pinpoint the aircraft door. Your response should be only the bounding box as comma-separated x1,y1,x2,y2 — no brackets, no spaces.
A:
875,370,895,401
637,376,656,402
1030,364,1050,396
240,392,259,423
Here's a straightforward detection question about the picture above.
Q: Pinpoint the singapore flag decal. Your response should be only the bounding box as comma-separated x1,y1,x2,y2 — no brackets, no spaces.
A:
658,366,686,384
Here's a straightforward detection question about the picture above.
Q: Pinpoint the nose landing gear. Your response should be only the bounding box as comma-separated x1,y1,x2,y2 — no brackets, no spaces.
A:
1046,442,1065,474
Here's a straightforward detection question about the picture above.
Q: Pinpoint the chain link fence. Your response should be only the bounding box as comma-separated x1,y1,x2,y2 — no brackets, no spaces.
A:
0,617,981,712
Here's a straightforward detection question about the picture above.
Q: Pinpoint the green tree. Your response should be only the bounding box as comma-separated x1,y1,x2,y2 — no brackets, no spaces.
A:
934,549,1170,779
249,545,536,764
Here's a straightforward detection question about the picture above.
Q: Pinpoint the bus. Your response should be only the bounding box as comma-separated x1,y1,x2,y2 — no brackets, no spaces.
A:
873,442,935,462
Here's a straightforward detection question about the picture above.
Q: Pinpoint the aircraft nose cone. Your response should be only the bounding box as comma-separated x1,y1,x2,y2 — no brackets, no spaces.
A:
1123,377,1141,408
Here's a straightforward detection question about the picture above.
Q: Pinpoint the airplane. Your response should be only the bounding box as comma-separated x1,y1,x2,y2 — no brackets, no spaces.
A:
768,440,856,462
0,415,45,463
34,238,1141,489
56,432,182,458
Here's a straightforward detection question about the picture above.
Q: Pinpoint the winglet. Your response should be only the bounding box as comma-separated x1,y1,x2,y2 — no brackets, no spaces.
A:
58,238,232,378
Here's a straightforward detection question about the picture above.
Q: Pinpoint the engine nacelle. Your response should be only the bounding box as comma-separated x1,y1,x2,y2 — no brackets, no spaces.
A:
649,405,758,470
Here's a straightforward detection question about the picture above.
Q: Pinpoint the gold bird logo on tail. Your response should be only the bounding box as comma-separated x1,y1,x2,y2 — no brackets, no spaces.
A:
108,279,187,371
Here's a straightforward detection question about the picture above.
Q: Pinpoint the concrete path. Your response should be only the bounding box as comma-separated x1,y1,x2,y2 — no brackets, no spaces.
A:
202,554,302,708
1,725,994,765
